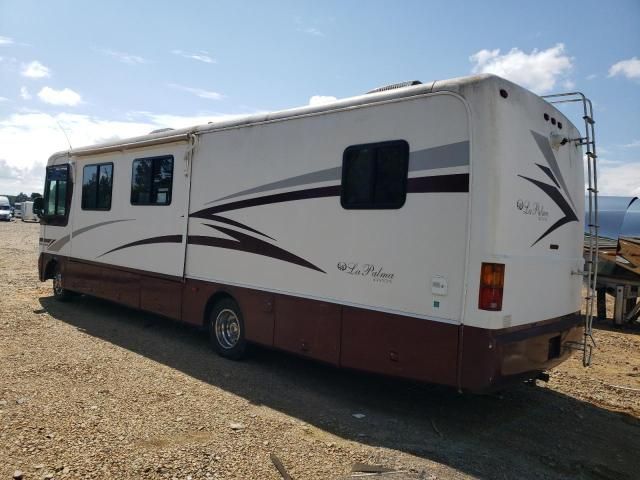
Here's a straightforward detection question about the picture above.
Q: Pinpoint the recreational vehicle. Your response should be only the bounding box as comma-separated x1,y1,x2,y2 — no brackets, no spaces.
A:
22,201,39,222
36,74,595,391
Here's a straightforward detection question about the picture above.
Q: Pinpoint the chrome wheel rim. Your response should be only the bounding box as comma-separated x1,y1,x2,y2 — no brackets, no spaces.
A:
53,272,63,295
215,309,241,349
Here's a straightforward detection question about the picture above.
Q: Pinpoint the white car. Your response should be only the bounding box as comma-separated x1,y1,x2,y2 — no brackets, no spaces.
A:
0,203,12,221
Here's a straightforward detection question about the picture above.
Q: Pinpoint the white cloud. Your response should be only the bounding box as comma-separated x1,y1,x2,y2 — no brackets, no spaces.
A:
21,60,51,78
168,83,223,100
623,139,640,148
0,36,13,45
99,48,148,65
298,27,324,37
0,158,47,195
598,161,640,196
0,96,8,102
308,95,337,106
608,57,640,80
586,74,597,80
0,110,258,194
37,87,82,106
171,49,216,64
469,43,573,94
20,86,32,100
0,112,157,194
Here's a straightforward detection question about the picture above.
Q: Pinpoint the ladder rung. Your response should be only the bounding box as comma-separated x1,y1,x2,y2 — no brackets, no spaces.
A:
586,152,596,158
583,116,595,124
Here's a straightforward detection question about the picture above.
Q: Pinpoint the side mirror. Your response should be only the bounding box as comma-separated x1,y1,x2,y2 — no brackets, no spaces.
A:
33,197,44,215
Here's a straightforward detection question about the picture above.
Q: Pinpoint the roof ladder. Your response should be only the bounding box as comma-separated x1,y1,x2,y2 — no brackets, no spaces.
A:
542,92,598,367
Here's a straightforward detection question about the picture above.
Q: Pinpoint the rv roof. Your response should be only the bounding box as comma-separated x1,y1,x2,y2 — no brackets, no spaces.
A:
47,74,548,161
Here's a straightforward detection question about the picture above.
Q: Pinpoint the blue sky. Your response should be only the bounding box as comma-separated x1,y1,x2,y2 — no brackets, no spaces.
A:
1,0,639,195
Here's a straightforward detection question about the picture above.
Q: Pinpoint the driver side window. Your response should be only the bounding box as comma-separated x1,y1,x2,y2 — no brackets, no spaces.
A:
43,164,71,225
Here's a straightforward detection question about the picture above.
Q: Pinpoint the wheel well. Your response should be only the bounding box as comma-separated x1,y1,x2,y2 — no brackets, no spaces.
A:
44,259,58,280
203,291,235,327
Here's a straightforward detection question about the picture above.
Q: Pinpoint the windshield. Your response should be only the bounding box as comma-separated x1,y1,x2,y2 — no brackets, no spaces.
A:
0,204,10,210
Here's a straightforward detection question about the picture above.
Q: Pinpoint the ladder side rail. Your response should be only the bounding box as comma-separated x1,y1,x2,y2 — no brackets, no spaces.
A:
583,97,598,364
586,98,599,350
543,92,598,365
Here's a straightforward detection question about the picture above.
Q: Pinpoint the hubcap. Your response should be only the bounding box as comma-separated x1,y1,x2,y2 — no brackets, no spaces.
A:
214,309,241,349
53,272,63,295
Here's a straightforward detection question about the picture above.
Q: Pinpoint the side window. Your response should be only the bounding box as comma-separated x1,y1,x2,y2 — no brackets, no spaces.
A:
82,163,113,210
43,164,70,218
131,155,174,205
341,140,409,209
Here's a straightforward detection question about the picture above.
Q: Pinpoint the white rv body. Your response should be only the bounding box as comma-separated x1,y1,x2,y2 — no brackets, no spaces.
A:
38,74,585,390
22,201,38,222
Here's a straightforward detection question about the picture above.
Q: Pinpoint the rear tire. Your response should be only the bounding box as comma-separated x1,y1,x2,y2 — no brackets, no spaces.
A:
52,267,73,302
208,298,247,360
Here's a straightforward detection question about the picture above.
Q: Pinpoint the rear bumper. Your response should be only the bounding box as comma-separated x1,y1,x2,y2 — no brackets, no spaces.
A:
459,312,583,392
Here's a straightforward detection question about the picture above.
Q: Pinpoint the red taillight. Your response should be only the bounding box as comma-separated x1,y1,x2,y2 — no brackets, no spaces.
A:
479,263,505,311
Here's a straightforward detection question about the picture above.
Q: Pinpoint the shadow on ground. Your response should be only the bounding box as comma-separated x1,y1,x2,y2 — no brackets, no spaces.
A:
593,318,640,336
41,295,639,480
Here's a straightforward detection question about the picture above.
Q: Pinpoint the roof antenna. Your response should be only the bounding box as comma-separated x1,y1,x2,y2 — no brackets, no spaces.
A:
54,118,73,150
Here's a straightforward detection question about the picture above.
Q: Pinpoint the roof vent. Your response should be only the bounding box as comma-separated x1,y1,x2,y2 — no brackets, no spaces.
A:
149,127,175,134
366,80,422,94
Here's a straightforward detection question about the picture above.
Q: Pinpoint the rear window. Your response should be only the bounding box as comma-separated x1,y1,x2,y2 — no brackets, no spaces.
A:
341,140,409,209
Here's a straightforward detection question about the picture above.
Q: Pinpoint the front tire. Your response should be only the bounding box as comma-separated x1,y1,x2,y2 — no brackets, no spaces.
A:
52,267,73,302
208,298,247,360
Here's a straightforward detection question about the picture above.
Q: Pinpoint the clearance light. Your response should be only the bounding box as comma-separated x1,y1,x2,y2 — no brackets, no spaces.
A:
479,263,505,311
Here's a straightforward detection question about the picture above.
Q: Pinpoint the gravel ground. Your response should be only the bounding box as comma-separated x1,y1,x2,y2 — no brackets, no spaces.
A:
1,220,639,480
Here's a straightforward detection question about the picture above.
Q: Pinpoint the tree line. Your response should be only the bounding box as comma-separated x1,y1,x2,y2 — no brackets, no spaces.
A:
0,192,42,205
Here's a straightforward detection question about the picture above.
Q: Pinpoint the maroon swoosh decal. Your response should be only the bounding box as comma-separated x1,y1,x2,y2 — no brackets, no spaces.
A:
189,225,325,273
406,173,469,193
207,214,275,240
98,235,183,258
192,185,341,217
518,175,578,246
191,173,469,218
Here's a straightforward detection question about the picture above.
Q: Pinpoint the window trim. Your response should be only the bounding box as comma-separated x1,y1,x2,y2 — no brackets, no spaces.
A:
41,163,72,226
81,162,114,211
340,139,409,210
130,155,174,206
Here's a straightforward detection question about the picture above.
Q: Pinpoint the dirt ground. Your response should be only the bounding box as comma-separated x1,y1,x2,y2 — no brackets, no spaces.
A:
1,220,639,480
